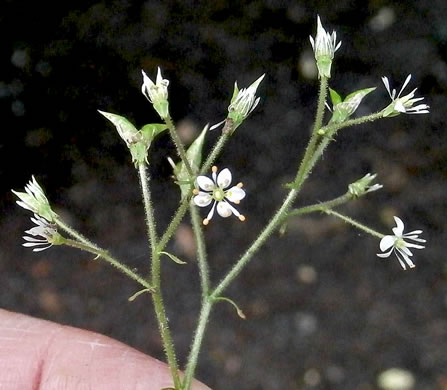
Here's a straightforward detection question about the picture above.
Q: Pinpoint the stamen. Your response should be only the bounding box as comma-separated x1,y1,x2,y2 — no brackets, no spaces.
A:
212,166,218,173
239,215,246,222
192,189,199,195
203,218,209,226
237,182,243,188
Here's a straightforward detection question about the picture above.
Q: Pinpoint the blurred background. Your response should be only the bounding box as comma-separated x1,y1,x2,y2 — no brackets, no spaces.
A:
1,1,446,389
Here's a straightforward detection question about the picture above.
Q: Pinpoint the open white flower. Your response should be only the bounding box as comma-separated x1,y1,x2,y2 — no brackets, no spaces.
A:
193,166,246,225
12,176,57,222
377,216,426,270
309,15,341,78
381,74,430,117
22,214,60,252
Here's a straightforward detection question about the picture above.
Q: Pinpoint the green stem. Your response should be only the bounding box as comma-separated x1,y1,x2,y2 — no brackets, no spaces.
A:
56,218,98,248
138,163,181,389
200,120,233,174
302,111,385,185
165,115,194,179
182,77,330,389
190,204,210,297
323,208,384,239
156,197,191,253
61,238,152,289
138,164,158,247
288,192,352,217
291,76,328,188
182,299,213,390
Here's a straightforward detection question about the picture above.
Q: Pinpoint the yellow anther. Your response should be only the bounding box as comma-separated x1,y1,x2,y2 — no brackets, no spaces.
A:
237,182,243,188
192,188,199,195
203,218,209,226
239,215,246,222
212,166,218,173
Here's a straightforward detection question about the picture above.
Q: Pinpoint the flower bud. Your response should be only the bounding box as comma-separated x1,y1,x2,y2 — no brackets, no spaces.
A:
141,67,170,119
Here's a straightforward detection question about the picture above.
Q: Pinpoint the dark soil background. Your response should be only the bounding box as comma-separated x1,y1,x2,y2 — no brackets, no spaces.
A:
1,1,446,389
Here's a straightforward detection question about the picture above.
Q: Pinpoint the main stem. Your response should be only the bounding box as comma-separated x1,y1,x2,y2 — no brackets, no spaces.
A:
182,77,331,389
138,164,181,389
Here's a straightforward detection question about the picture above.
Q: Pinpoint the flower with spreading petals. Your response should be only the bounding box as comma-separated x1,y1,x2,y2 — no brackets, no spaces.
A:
141,67,170,119
22,214,62,252
309,15,341,78
193,166,246,225
381,74,430,117
12,176,57,222
377,216,426,270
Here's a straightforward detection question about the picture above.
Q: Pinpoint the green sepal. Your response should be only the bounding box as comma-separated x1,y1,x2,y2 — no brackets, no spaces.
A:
328,87,376,124
329,88,342,105
173,125,208,199
140,123,168,142
381,102,400,118
98,110,141,146
153,101,169,120
230,81,239,104
129,142,149,167
316,55,333,78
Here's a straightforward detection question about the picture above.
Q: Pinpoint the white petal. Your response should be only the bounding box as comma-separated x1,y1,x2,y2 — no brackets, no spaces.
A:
392,216,405,236
196,176,215,191
222,200,241,218
404,242,425,250
382,76,392,97
398,74,412,97
217,168,232,189
210,119,225,130
379,235,397,252
396,249,415,270
206,202,217,221
193,192,212,207
32,245,52,252
377,247,394,258
225,186,246,202
404,229,423,235
217,201,233,218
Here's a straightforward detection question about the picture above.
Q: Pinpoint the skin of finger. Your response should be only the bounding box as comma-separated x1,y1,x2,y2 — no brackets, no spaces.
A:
0,309,211,390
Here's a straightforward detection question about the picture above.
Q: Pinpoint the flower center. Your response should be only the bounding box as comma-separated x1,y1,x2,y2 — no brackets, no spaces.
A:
213,188,225,202
395,238,406,249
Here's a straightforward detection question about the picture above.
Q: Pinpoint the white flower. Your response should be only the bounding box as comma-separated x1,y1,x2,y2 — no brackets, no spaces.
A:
193,166,246,225
141,67,170,118
309,15,341,78
377,216,426,270
12,176,57,222
381,74,430,117
22,214,60,252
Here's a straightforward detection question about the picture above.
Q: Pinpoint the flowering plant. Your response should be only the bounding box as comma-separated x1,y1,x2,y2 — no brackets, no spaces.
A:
12,16,428,390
